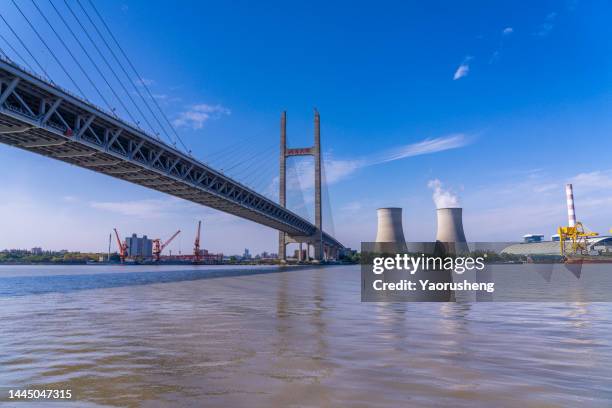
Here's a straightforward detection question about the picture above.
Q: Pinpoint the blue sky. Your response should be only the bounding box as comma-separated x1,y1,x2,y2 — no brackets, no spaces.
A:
1,0,612,254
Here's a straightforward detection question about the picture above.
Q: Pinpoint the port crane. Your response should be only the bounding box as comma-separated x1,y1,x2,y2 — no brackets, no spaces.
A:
113,228,128,263
194,220,202,263
152,230,181,261
558,222,598,256
558,184,598,257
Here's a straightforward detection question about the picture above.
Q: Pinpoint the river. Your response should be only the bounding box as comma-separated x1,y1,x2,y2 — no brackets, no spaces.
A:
1,264,611,407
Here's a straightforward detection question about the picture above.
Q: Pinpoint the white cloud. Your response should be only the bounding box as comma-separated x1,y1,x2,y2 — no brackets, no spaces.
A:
367,134,469,165
152,93,167,100
150,94,181,106
283,133,471,190
428,179,460,208
341,201,363,213
453,64,469,80
534,12,557,37
490,27,515,64
322,158,363,184
134,77,154,86
532,183,558,193
89,197,199,218
173,104,231,129
569,170,612,191
453,56,473,80
489,50,501,64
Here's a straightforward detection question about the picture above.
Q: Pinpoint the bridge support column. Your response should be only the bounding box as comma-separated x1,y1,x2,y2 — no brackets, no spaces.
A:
279,109,325,262
313,109,323,262
278,111,287,261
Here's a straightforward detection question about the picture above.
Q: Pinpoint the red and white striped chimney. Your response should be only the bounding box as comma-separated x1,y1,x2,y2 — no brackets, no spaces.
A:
565,183,576,227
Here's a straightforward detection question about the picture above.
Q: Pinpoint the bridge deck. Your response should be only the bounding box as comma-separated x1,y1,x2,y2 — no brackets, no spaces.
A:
0,58,343,249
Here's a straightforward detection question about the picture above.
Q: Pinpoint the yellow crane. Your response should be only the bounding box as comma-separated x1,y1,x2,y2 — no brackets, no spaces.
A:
558,183,598,257
557,222,598,257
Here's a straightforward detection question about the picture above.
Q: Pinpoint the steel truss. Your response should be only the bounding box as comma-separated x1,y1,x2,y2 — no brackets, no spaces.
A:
0,58,343,247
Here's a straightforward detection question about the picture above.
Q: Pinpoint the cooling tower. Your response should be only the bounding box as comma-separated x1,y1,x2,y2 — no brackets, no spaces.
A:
435,208,467,251
375,208,406,243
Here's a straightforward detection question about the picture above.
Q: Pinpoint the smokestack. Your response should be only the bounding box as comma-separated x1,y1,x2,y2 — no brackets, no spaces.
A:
375,208,406,243
435,207,467,243
566,183,576,227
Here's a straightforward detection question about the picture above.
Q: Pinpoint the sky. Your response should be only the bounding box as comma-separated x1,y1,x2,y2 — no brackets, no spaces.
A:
1,0,612,255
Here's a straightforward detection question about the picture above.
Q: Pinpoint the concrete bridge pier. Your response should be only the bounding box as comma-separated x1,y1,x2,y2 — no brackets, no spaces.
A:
280,235,341,262
278,109,324,262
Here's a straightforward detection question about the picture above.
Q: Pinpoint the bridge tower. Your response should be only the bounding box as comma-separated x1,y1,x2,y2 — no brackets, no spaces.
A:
278,109,323,262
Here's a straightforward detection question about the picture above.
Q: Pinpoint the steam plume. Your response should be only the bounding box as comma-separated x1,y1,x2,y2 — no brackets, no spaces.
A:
428,179,459,208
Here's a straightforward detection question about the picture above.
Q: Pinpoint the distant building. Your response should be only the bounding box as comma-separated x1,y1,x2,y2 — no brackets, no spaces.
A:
503,236,612,256
243,248,251,259
293,249,307,260
523,234,544,243
126,234,153,258
340,248,357,258
31,247,43,255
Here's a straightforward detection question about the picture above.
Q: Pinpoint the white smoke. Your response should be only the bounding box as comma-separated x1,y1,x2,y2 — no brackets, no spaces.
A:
428,179,460,208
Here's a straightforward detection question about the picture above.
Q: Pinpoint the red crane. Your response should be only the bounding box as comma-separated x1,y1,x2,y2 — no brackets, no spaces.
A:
152,230,181,261
194,220,202,263
113,228,127,263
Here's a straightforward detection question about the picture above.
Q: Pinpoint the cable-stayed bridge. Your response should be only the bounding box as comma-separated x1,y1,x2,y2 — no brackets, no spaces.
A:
0,1,344,261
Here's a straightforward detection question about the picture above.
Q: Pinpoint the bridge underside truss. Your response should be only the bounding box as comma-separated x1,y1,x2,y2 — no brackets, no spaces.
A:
0,59,343,249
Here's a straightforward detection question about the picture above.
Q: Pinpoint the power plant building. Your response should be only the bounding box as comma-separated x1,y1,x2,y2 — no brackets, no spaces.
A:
502,236,612,256
523,234,544,243
125,234,153,258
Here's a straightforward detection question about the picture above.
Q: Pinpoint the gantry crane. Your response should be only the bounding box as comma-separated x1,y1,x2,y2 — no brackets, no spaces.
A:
152,230,181,261
113,228,127,263
194,220,202,263
558,184,598,257
558,222,598,257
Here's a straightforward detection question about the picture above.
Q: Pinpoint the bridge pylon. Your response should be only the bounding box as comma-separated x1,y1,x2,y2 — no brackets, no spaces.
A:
278,109,324,262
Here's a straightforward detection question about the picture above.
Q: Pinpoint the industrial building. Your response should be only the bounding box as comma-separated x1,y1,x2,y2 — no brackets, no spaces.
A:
125,234,153,258
523,234,544,243
502,237,612,256
293,249,307,260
